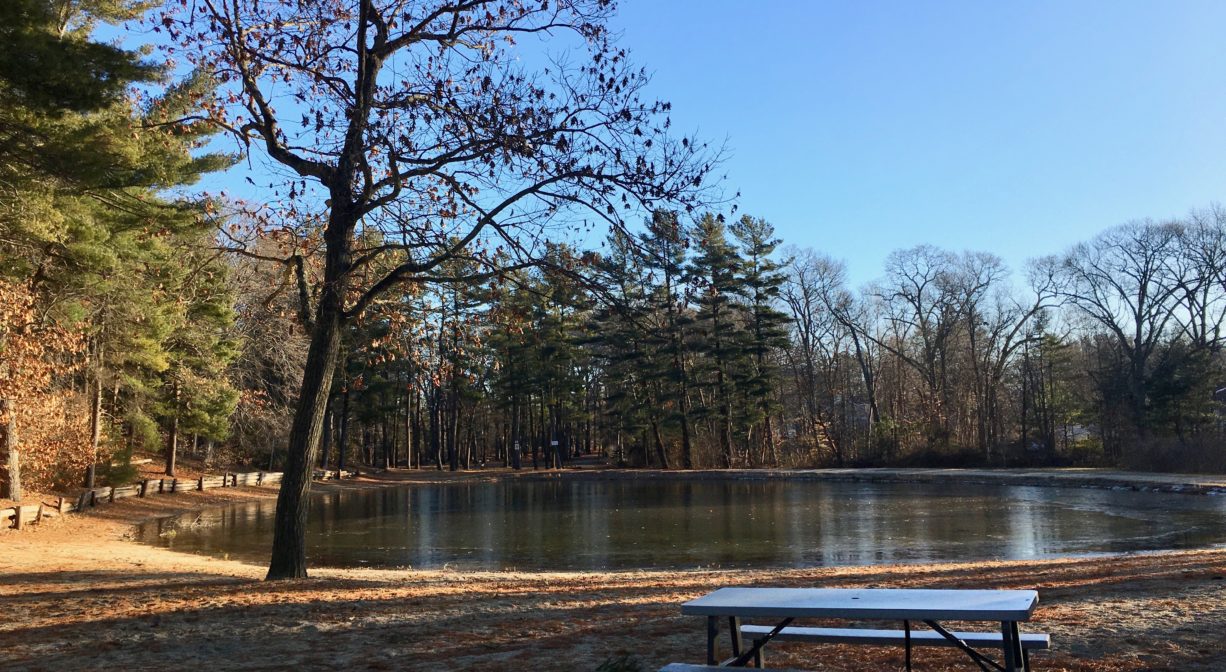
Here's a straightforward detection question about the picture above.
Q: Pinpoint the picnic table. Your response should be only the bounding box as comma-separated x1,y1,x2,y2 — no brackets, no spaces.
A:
679,587,1041,672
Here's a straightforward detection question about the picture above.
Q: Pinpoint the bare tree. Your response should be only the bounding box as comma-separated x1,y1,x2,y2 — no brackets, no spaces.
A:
782,249,882,464
167,0,713,578
962,255,1060,458
1056,220,1183,447
1170,205,1226,351
781,249,841,462
870,245,965,448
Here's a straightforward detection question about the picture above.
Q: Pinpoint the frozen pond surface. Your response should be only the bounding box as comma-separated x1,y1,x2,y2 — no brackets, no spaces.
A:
135,477,1226,570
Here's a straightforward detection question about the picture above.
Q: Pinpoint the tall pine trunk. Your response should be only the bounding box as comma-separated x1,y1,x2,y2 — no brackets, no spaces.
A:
430,387,442,469
509,395,522,470
85,367,102,488
318,401,332,470
406,387,415,468
650,417,670,469
165,380,179,477
447,388,460,471
1,398,20,502
337,382,350,473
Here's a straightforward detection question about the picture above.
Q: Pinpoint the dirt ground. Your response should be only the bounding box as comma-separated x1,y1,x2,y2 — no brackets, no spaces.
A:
2,470,1225,671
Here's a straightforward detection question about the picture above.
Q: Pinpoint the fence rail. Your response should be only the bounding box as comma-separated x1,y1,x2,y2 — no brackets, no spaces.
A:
0,471,288,530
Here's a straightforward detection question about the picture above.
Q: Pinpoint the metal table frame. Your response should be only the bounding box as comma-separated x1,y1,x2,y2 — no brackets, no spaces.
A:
681,587,1038,672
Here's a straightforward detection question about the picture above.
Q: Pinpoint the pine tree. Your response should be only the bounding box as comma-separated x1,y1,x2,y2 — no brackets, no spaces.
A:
586,230,658,467
488,269,538,470
638,211,696,469
731,215,791,466
158,233,241,476
1,0,230,493
689,214,750,468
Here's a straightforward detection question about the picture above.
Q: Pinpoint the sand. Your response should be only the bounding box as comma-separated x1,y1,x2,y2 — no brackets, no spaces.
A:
1,470,1224,671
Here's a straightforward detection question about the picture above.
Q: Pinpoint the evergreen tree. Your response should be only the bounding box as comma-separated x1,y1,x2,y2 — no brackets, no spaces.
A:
688,214,750,468
731,215,791,466
488,269,538,470
587,230,657,467
1,0,231,492
638,211,695,469
158,234,241,476
533,251,591,469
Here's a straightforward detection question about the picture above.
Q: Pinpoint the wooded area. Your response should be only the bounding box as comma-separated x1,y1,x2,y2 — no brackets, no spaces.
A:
3,0,1226,578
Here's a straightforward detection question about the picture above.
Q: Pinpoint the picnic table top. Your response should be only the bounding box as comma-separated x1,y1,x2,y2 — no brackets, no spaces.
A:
681,587,1039,622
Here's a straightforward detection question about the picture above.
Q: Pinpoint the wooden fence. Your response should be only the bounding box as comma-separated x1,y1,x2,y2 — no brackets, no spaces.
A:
0,471,285,530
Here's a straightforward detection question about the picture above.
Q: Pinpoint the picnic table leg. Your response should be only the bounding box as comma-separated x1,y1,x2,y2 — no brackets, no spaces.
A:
923,620,996,672
728,616,744,659
707,616,719,665
1010,621,1028,672
1000,621,1020,672
903,619,912,672
731,618,792,668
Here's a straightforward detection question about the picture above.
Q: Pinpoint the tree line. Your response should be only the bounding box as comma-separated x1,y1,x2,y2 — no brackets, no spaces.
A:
287,206,1226,477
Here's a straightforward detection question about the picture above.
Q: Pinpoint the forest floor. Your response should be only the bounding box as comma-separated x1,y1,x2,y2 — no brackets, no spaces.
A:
1,468,1225,671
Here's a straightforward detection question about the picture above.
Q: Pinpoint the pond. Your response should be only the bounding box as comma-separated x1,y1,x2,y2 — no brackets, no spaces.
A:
134,477,1226,571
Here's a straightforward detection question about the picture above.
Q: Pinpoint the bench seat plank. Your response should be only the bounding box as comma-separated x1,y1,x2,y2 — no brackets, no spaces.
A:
741,624,1050,649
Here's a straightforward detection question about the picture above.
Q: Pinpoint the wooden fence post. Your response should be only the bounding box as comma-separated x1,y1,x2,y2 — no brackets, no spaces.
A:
58,497,67,514
257,472,264,486
108,487,115,503
14,506,23,530
198,476,205,491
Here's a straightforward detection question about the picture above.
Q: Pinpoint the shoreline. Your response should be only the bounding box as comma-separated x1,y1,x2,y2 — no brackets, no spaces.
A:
2,469,1225,671
502,465,1226,497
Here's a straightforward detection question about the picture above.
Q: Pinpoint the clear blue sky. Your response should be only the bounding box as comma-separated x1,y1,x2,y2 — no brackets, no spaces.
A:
608,1,1226,283
173,2,1226,286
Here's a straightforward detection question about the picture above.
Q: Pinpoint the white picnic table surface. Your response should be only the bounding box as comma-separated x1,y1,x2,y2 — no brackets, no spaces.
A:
681,587,1040,671
681,587,1038,621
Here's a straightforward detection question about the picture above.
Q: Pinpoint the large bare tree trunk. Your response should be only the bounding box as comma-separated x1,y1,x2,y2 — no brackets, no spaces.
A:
266,301,342,578
266,214,351,580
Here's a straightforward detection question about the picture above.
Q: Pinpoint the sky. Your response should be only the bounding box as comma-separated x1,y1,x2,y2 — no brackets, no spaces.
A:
161,1,1226,287
605,1,1226,284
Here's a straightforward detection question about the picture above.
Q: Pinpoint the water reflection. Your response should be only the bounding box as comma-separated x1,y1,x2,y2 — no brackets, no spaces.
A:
134,479,1226,570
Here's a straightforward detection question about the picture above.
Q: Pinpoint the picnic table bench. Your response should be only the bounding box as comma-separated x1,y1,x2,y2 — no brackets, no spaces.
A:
665,587,1047,672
